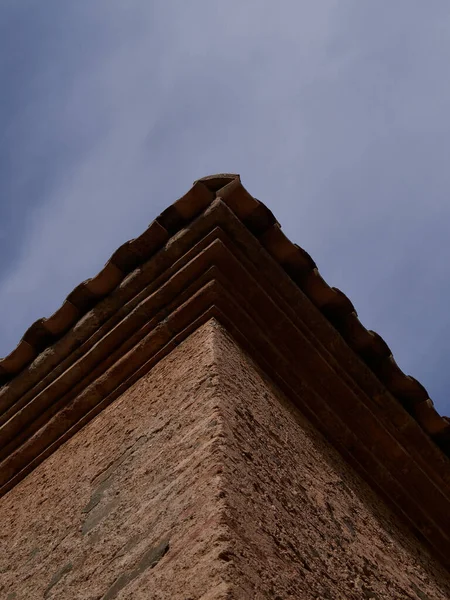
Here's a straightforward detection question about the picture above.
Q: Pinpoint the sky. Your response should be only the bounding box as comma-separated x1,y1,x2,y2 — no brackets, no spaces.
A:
1,1,450,413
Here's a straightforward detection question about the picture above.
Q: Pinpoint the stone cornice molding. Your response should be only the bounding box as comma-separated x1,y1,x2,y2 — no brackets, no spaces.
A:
1,176,450,568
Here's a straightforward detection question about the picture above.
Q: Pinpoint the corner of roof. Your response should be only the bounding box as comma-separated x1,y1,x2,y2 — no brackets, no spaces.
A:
194,173,241,192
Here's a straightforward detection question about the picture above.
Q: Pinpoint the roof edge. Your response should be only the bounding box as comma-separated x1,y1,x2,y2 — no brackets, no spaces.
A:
0,174,449,454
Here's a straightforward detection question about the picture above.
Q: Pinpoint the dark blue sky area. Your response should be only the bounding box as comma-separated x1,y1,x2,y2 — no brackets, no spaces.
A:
1,1,450,414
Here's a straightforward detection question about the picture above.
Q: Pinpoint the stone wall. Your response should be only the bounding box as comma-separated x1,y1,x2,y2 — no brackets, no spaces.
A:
212,323,450,599
1,322,232,599
1,319,450,599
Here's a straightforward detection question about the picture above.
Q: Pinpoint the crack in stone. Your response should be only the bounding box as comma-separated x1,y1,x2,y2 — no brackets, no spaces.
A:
44,562,73,598
101,539,170,600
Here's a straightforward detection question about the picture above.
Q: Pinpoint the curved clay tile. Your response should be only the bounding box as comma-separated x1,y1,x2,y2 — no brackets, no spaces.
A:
1,172,448,454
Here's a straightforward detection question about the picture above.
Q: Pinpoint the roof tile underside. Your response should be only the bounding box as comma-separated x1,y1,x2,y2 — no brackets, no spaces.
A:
2,175,450,567
0,174,448,452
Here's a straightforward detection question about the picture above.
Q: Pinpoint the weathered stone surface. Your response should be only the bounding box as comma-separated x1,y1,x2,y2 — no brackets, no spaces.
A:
1,319,450,598
211,323,450,599
0,322,233,599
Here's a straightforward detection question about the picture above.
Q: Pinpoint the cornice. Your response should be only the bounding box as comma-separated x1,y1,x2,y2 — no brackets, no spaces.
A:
1,176,450,567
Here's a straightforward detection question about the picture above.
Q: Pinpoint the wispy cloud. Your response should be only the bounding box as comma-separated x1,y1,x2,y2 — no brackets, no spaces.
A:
1,1,450,411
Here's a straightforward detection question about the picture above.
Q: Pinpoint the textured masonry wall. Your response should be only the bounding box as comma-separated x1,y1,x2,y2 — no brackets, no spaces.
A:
2,319,450,599
211,324,450,599
0,322,233,600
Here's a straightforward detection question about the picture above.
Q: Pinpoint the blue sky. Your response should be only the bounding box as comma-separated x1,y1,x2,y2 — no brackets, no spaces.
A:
1,1,450,413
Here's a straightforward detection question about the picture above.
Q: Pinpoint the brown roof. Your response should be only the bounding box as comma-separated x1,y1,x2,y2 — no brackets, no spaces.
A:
1,174,450,564
1,174,448,442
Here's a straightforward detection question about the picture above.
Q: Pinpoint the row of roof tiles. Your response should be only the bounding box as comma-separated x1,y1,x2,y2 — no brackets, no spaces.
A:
1,174,449,453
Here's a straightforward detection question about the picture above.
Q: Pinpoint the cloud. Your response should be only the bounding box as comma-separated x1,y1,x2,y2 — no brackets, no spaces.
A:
1,1,450,412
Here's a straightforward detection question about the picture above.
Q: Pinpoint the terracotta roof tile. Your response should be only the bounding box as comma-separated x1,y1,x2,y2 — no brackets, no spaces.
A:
4,180,450,566
0,172,448,458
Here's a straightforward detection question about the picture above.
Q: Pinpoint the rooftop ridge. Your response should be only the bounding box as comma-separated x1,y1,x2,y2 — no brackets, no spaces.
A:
1,173,449,459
